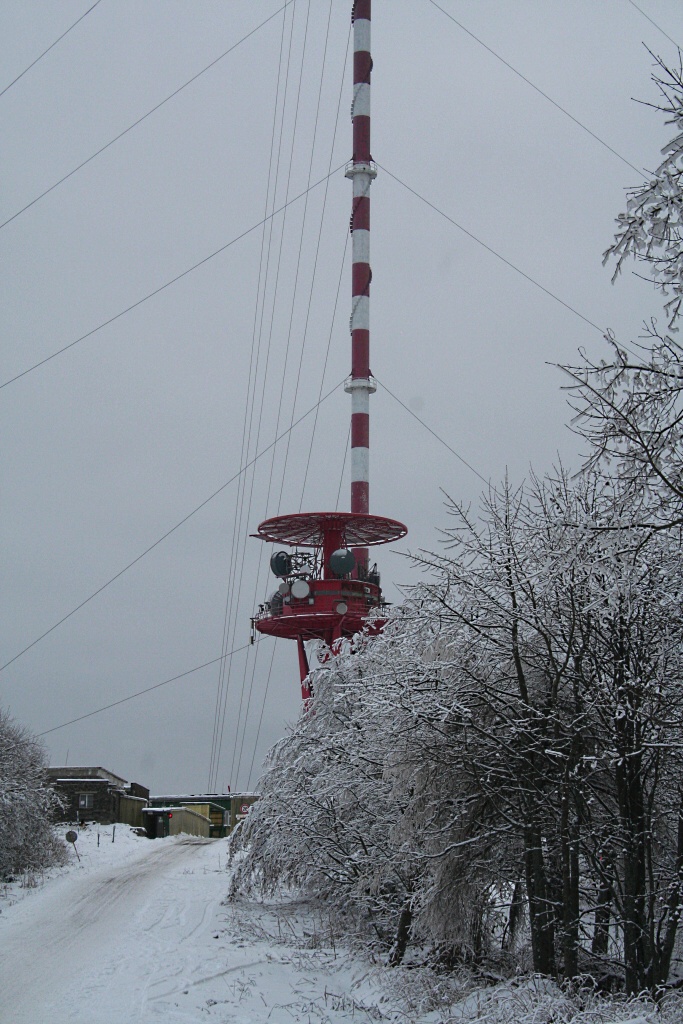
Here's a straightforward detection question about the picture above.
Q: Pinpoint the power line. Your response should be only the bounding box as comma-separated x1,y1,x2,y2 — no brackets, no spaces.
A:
627,0,682,51
0,0,103,100
272,0,341,521
336,422,351,510
0,1,294,232
300,233,349,508
215,0,304,794
0,379,344,676
237,14,352,792
37,639,261,737
247,641,278,790
1,163,345,392
375,377,490,486
381,163,646,363
208,0,294,796
378,163,606,336
37,363,585,745
427,0,645,179
228,0,326,792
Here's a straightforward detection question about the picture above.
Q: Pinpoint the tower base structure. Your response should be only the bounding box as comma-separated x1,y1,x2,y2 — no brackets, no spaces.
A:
253,511,406,699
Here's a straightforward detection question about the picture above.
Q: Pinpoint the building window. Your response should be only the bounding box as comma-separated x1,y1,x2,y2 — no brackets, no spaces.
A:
78,793,94,810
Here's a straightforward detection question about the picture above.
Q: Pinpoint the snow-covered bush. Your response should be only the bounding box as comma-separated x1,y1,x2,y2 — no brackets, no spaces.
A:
0,707,66,879
230,636,420,962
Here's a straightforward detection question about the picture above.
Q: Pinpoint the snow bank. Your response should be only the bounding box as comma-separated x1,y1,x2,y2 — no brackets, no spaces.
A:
0,820,149,918
223,893,683,1024
380,968,683,1023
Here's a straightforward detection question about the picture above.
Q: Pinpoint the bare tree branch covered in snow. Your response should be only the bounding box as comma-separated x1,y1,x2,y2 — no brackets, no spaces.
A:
605,54,683,330
562,325,683,532
562,57,683,534
0,707,66,880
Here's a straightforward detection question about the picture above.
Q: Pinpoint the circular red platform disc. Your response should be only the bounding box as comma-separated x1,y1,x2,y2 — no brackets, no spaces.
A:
254,511,407,548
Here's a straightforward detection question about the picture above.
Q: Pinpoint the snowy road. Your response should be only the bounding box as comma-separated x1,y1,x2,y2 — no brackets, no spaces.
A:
0,829,382,1024
2,827,682,1024
1,836,229,1022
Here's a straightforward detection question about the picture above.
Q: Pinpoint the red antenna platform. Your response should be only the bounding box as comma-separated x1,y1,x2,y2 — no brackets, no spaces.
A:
252,1,406,700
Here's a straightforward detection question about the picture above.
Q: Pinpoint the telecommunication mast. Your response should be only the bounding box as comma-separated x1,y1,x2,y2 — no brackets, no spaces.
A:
252,0,407,699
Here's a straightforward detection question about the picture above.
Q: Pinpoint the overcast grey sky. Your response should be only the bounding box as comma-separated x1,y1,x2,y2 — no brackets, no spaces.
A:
1,0,681,795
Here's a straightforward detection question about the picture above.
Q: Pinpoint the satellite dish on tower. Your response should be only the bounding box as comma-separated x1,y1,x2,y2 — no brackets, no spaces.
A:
329,548,355,576
270,551,292,577
291,579,311,599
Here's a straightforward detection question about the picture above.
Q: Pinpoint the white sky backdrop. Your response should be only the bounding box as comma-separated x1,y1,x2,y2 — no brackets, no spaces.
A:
1,0,681,794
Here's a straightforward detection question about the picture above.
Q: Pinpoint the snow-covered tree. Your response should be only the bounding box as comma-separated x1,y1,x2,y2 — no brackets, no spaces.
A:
605,55,683,329
562,325,683,531
232,469,683,992
0,707,66,879
232,58,683,991
406,471,683,992
563,58,683,532
229,631,421,962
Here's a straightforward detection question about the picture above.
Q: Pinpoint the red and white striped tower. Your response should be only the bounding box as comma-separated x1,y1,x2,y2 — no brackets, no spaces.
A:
253,0,407,700
345,0,376,577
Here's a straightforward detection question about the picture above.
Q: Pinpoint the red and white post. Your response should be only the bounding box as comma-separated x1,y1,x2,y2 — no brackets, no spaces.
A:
345,0,376,577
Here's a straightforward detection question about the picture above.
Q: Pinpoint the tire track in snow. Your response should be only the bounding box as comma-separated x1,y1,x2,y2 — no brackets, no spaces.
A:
0,837,226,1024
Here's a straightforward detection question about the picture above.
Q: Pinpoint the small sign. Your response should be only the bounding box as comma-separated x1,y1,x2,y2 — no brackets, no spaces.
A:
240,803,250,814
65,830,80,861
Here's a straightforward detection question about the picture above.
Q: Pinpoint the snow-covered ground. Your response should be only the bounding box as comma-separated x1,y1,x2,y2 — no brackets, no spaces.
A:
1,824,682,1024
0,825,388,1024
